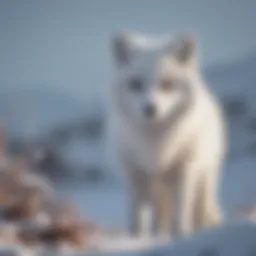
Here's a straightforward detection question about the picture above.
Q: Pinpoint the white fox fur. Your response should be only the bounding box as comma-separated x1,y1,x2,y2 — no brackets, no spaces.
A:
107,31,226,238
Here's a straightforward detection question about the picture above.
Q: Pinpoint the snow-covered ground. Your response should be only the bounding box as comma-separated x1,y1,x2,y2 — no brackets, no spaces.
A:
145,220,256,256
1,221,256,256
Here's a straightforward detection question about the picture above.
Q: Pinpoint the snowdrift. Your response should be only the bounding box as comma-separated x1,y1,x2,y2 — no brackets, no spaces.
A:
1,220,256,256
83,220,256,256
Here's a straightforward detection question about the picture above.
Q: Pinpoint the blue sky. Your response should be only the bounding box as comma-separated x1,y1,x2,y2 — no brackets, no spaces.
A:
0,0,255,103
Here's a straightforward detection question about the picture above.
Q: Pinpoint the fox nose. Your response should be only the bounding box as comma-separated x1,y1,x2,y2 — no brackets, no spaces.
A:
143,103,157,118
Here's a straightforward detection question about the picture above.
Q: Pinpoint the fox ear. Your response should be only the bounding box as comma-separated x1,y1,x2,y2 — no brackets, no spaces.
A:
171,35,197,65
111,31,135,66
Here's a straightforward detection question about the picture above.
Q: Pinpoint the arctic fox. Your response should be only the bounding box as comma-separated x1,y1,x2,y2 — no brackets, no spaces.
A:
107,31,226,238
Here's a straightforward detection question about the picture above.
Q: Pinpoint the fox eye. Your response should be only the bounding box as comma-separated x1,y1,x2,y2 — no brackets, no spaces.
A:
160,79,175,92
128,77,144,92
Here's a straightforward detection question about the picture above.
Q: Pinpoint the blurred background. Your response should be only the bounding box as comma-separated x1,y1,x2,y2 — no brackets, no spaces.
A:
0,0,256,238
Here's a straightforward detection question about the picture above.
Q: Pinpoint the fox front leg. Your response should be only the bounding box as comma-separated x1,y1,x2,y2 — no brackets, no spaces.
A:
152,179,172,238
171,163,199,238
128,169,153,237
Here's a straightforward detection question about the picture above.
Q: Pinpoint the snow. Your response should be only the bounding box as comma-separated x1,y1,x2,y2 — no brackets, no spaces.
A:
147,220,256,256
1,221,255,255
47,221,256,255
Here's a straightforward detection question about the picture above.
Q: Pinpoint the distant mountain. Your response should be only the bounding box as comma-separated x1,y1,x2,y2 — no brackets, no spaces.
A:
0,87,89,138
204,52,256,100
203,53,256,165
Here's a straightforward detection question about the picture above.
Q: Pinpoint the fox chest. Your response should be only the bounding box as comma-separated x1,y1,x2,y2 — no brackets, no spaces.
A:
120,132,174,173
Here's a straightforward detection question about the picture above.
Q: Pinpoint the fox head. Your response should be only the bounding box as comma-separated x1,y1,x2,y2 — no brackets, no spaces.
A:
110,31,202,128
